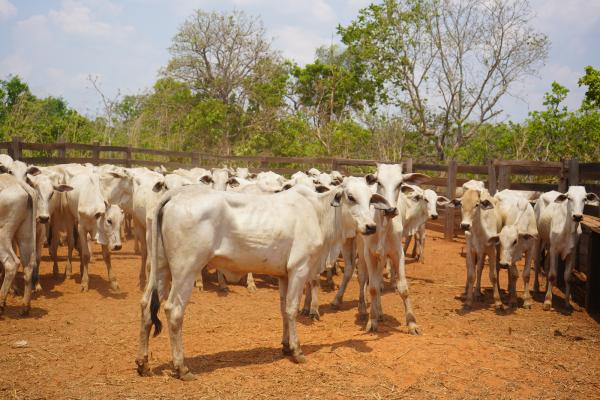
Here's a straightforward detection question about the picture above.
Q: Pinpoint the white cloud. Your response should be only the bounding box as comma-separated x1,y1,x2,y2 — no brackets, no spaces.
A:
532,0,600,34
0,0,16,20
273,25,330,64
0,53,32,79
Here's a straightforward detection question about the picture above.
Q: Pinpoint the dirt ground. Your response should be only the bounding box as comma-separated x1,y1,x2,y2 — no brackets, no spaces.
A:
1,229,599,399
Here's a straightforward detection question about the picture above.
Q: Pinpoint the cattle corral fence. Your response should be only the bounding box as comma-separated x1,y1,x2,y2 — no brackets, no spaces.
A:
1,136,600,312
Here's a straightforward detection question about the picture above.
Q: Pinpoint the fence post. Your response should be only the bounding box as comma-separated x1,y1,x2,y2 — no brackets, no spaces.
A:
57,138,66,161
445,159,457,240
125,145,132,168
568,158,579,188
404,157,413,173
260,157,269,171
10,136,22,160
558,159,568,192
487,159,497,195
92,141,100,165
497,162,511,191
191,152,199,167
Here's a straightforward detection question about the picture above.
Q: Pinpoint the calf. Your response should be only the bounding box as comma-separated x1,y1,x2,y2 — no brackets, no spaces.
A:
495,192,538,308
450,188,503,309
534,187,599,310
136,180,393,379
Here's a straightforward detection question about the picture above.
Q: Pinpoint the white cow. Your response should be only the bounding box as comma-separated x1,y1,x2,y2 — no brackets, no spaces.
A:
450,188,503,309
495,191,538,308
534,187,599,311
403,188,449,263
0,174,37,316
359,163,430,333
136,180,393,380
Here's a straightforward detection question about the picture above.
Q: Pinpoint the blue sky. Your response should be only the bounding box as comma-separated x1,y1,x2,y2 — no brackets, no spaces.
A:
1,0,599,121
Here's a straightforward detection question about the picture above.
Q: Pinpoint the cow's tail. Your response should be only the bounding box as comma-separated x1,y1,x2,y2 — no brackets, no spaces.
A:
28,193,39,288
149,191,175,338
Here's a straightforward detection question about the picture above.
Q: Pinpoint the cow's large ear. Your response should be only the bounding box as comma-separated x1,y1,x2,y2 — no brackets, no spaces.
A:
330,191,343,207
108,171,126,179
487,235,500,245
480,199,494,209
248,172,257,179
402,173,430,185
518,232,536,240
25,174,36,188
400,185,415,195
227,177,239,188
437,196,450,206
26,166,42,176
54,184,73,192
200,175,213,184
554,193,568,203
370,193,391,210
152,181,166,193
365,173,377,185
449,198,461,208
585,192,599,205
315,185,330,193
282,183,293,190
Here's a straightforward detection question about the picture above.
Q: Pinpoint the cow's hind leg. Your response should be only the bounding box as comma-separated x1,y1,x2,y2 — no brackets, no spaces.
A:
0,248,19,315
278,277,291,356
285,265,310,363
246,273,257,293
331,240,355,309
217,271,228,292
78,226,90,292
522,250,533,309
391,246,420,335
543,247,557,311
164,274,195,380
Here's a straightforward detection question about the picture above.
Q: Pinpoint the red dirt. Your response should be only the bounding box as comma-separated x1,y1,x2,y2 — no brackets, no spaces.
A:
1,230,599,399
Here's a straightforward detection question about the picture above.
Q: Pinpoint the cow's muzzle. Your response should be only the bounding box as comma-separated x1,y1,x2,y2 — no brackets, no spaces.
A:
37,216,50,224
384,207,398,217
498,262,510,269
460,223,471,231
112,244,122,251
572,214,583,222
431,215,438,220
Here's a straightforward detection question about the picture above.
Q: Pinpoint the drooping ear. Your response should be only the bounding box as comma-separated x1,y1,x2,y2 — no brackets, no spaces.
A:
227,177,240,188
585,192,599,205
400,185,415,195
402,173,430,185
488,235,500,245
282,183,293,190
370,193,391,210
26,166,42,176
449,198,462,208
200,175,213,185
152,181,166,193
365,173,377,185
248,172,257,179
554,193,568,203
54,184,73,192
108,171,126,179
480,199,494,209
436,196,451,206
518,232,536,240
315,185,330,193
330,191,343,207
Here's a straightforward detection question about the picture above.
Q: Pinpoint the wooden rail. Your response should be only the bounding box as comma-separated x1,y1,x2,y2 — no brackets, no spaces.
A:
1,137,599,239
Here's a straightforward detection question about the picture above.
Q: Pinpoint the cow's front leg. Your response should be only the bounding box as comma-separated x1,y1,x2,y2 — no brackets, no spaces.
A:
278,277,291,356
522,249,533,309
79,227,90,292
563,253,574,311
474,253,485,301
464,250,477,308
488,249,502,310
331,240,355,309
544,247,557,311
392,236,420,335
364,250,382,332
101,244,120,291
217,271,229,292
508,263,519,308
246,273,257,293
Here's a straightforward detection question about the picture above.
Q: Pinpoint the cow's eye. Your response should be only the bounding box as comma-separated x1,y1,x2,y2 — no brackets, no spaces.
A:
347,194,356,203
107,219,112,225
513,239,517,245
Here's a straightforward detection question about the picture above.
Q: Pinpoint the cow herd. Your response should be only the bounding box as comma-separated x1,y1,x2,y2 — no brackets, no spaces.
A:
0,154,597,381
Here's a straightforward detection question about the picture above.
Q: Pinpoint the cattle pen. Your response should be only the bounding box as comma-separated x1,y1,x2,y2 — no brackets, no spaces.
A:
1,137,600,399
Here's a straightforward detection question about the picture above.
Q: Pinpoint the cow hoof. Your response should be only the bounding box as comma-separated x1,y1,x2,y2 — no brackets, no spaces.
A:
110,281,120,292
34,283,43,292
246,285,257,294
81,285,89,292
197,286,204,292
282,343,292,356
300,308,309,316
542,302,552,311
494,303,504,312
408,325,421,336
136,359,152,377
365,319,378,333
218,287,229,293
309,311,320,321
292,352,306,364
19,307,30,317
523,301,532,310
177,367,196,381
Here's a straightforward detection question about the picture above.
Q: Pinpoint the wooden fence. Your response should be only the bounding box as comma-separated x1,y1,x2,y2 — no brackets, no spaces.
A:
1,137,599,240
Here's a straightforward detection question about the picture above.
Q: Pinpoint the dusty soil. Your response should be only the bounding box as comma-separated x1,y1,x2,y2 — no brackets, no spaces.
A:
1,229,599,399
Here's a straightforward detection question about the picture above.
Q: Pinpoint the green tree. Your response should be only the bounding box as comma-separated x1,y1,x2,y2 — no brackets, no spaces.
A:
578,65,600,110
